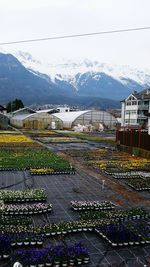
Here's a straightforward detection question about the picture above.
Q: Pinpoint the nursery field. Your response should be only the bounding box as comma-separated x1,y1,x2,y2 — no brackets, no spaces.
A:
0,170,150,267
0,148,73,173
0,130,150,267
22,130,61,137
55,130,115,145
0,132,73,173
35,136,84,143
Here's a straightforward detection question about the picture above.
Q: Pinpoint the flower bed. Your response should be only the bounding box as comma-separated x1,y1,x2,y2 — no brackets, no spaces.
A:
70,200,115,211
11,242,90,266
1,203,52,215
126,178,150,191
0,134,33,144
0,133,41,148
88,158,150,173
0,189,47,203
0,148,73,172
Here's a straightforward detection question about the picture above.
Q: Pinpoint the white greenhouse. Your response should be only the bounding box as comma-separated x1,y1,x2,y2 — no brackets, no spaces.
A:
50,110,117,130
10,108,117,130
10,108,57,129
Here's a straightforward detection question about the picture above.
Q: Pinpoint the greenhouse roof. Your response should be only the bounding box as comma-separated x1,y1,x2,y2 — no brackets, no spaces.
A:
11,109,56,121
11,114,35,121
10,107,36,115
36,109,56,113
52,110,91,123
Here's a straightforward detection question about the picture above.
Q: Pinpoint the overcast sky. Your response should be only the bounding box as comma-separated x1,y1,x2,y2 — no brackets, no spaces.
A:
0,0,150,68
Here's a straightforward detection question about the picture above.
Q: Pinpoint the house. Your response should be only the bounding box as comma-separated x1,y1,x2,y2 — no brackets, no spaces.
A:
121,89,150,132
0,105,8,129
0,105,7,114
0,113,9,129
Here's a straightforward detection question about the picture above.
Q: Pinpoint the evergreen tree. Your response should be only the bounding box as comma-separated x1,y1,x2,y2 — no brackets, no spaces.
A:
6,99,24,113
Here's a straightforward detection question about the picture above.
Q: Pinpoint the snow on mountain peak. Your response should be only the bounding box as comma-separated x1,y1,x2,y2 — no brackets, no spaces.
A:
1,48,150,87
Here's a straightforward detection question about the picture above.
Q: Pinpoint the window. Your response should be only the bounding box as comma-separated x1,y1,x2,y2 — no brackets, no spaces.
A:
125,110,136,115
131,110,137,114
130,119,137,123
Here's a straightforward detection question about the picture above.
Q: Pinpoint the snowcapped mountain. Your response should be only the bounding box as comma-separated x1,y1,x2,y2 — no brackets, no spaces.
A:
1,49,150,104
12,51,150,100
13,51,150,87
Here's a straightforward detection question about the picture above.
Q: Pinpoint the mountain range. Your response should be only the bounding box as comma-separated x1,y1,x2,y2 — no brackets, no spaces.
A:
0,50,150,108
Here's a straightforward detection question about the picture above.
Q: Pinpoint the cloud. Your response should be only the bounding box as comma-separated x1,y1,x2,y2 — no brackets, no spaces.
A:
0,0,150,69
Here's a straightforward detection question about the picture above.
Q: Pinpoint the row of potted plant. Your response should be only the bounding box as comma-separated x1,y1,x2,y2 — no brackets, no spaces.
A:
70,200,115,211
0,220,149,250
112,172,141,179
0,189,47,203
95,223,143,247
11,234,43,248
11,242,90,266
0,232,43,249
42,220,96,236
79,208,149,221
126,178,150,191
0,219,99,236
126,221,150,244
0,203,52,215
88,158,150,174
35,208,148,236
0,233,11,259
30,167,75,175
0,215,32,226
0,208,148,236
95,220,150,247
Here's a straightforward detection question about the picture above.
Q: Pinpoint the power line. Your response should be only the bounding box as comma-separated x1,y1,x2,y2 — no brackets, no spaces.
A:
0,26,150,46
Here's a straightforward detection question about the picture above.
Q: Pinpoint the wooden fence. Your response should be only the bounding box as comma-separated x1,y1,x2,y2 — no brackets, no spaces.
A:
116,130,150,151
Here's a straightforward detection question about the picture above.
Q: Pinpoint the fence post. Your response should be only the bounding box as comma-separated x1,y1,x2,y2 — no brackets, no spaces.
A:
138,128,141,148
123,127,125,145
130,129,132,147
